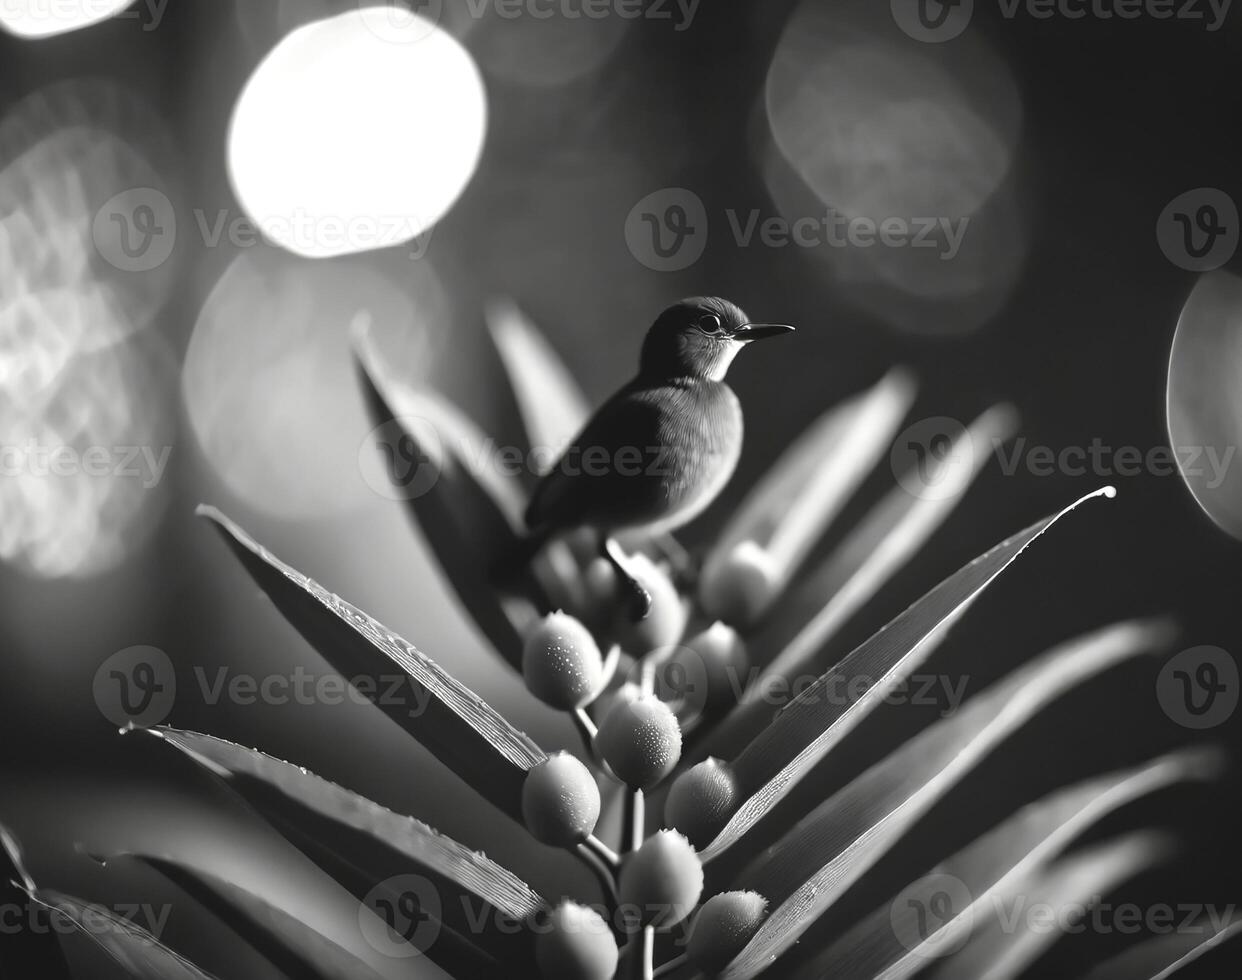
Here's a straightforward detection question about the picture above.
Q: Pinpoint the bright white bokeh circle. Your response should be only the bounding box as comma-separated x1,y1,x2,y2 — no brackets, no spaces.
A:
228,6,486,259
0,0,136,38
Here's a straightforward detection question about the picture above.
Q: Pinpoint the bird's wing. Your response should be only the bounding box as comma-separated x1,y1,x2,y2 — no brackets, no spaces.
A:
524,384,668,532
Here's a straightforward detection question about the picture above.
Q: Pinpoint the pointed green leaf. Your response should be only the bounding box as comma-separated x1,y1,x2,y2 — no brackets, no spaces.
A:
198,507,547,820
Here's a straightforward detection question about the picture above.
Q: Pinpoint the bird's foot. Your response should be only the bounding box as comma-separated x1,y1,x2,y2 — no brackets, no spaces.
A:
623,577,653,621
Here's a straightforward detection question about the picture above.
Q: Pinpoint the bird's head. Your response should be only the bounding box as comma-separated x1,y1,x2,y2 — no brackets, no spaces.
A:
638,297,794,381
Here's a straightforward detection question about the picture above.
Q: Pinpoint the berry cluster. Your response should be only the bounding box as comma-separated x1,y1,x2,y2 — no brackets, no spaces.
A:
515,551,772,979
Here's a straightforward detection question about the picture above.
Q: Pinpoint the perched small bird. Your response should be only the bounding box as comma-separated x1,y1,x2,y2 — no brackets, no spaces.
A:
521,297,793,618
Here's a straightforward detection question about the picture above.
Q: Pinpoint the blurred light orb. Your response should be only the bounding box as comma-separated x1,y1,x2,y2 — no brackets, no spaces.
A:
0,0,136,38
760,0,1024,335
228,6,486,259
0,94,177,578
182,248,445,519
1166,271,1242,541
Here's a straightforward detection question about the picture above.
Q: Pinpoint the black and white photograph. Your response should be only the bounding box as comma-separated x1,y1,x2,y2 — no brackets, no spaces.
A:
0,1,1240,978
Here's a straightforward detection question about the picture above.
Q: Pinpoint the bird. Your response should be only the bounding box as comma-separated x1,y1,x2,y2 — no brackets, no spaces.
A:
518,296,794,619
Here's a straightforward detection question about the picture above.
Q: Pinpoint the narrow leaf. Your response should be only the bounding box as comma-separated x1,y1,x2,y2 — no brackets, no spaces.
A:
0,827,73,978
700,487,1117,859
198,506,546,821
112,853,396,980
759,404,1019,692
928,835,1165,980
721,621,1175,976
1083,916,1242,980
352,312,542,665
18,887,218,980
485,298,591,472
759,750,1218,980
701,370,917,619
142,727,545,940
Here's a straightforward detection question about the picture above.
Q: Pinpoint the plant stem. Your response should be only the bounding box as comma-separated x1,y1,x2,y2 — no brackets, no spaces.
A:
572,707,598,754
576,840,619,911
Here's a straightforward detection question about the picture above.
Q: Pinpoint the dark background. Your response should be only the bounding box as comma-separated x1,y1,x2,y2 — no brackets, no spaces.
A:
0,1,1239,977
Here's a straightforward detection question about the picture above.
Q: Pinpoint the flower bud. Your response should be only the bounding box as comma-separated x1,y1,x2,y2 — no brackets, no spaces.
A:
535,901,618,980
698,541,777,629
664,758,738,850
522,752,601,847
618,830,703,930
687,891,768,973
595,694,681,789
657,623,749,720
522,612,604,710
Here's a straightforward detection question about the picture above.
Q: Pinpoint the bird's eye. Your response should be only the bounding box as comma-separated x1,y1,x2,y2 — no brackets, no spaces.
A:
698,313,723,334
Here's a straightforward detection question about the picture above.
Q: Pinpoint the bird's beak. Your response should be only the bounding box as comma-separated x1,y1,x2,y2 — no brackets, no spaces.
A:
733,322,796,342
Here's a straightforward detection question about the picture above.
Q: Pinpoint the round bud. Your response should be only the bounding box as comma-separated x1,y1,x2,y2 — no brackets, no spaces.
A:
618,830,704,930
698,541,778,629
522,612,604,710
658,623,749,720
535,901,619,980
522,752,601,847
594,680,642,725
664,758,739,849
595,694,681,789
687,891,768,973
613,553,687,655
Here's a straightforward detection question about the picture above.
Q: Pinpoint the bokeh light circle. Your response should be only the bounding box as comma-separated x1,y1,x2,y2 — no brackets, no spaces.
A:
228,6,486,258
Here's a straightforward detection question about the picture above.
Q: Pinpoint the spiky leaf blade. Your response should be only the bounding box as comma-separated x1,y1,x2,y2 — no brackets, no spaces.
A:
198,507,546,821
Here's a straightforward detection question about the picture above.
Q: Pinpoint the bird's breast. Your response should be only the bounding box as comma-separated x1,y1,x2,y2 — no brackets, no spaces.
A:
643,380,743,531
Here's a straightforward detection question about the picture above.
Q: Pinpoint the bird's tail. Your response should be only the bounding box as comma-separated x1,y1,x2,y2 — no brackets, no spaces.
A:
490,523,554,588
